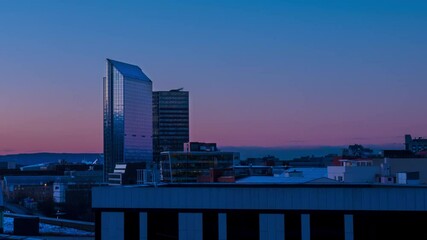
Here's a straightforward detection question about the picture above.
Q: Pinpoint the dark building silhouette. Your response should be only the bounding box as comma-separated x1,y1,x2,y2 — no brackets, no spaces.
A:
405,134,427,153
153,89,189,162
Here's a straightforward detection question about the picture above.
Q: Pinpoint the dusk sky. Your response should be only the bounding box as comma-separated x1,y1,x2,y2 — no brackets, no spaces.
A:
1,0,427,154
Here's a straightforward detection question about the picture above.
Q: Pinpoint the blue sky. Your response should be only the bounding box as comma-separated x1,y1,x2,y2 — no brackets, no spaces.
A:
0,1,426,153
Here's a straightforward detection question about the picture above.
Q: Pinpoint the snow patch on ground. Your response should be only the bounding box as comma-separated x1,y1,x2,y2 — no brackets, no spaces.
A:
3,217,94,236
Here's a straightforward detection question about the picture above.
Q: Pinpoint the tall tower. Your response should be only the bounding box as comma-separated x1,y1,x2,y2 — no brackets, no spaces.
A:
153,89,189,161
103,59,153,181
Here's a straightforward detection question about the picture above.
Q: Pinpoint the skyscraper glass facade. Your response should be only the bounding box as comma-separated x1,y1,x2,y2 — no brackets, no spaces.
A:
104,59,153,181
153,89,189,161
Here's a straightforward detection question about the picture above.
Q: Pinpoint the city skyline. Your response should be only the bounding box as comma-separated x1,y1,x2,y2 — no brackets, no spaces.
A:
1,1,427,154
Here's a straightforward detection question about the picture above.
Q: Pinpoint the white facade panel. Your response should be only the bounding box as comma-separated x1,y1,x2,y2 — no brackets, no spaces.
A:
179,213,203,240
301,214,310,240
259,214,284,240
344,214,354,240
101,212,124,240
219,213,227,240
140,212,147,240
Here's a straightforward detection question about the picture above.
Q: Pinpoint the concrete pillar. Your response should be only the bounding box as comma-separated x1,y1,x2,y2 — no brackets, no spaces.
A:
301,214,310,240
101,212,124,240
140,212,147,240
219,213,227,240
344,214,354,240
179,213,203,240
259,214,285,240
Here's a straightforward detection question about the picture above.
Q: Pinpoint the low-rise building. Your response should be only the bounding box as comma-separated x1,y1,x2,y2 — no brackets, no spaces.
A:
92,183,427,240
160,151,239,183
3,176,57,202
328,159,380,183
373,157,427,184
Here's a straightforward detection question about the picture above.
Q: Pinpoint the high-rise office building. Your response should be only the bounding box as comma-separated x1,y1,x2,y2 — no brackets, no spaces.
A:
103,59,153,181
153,89,189,161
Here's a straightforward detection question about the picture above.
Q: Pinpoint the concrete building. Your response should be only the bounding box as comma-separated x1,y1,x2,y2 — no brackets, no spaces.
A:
0,162,16,170
103,59,153,181
53,170,103,203
328,160,380,183
153,89,189,162
92,183,427,240
396,172,420,185
3,176,57,202
373,157,427,184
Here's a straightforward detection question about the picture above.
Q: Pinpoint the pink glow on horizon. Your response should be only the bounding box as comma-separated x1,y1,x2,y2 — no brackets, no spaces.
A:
1,1,427,154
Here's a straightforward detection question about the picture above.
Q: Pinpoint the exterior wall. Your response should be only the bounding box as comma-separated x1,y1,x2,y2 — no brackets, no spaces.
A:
386,158,427,184
328,166,380,183
53,182,67,203
93,185,427,211
93,184,427,240
8,185,53,202
94,210,427,240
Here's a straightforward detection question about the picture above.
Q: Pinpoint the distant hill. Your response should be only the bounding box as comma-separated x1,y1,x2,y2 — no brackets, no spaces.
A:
220,144,402,160
0,153,103,166
0,143,403,165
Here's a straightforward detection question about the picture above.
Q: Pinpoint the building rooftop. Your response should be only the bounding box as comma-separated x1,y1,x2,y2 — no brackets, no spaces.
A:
4,174,102,185
237,167,327,184
107,59,151,81
161,151,238,155
95,181,427,190
4,175,60,185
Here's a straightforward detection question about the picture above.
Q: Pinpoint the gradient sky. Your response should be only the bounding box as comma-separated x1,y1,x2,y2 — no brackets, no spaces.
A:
1,0,427,154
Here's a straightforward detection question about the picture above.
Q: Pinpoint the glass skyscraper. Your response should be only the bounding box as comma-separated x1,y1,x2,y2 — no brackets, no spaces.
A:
153,89,189,161
103,59,153,181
